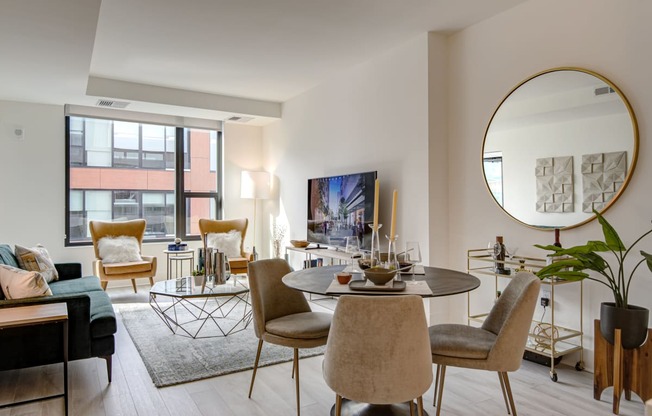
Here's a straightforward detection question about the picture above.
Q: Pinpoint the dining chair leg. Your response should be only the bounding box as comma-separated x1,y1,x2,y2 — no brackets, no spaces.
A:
435,365,446,416
417,396,424,416
248,339,264,398
292,355,297,379
410,399,415,416
501,371,517,416
335,394,342,416
433,364,441,407
497,372,511,415
294,348,301,416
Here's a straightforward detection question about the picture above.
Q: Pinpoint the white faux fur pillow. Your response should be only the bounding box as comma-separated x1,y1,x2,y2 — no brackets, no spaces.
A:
206,230,242,259
98,236,142,264
0,264,52,299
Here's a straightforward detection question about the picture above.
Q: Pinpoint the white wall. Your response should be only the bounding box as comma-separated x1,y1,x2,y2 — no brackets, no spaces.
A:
263,34,432,272
0,100,263,286
448,0,652,370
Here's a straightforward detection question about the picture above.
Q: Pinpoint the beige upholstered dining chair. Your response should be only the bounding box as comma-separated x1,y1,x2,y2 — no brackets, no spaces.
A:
429,271,540,416
89,219,157,293
199,218,252,278
323,295,433,416
247,258,331,416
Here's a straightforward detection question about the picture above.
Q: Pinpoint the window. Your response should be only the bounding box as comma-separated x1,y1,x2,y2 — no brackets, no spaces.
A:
65,116,222,245
483,152,504,206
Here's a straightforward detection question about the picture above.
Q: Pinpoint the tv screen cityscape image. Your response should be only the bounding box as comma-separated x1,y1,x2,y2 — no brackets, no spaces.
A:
307,171,376,250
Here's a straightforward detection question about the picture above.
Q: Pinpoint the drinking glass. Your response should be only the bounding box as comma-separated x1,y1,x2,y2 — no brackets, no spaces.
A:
345,236,361,258
405,241,422,285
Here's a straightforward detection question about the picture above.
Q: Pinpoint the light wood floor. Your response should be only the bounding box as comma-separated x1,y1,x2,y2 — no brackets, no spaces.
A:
0,284,646,416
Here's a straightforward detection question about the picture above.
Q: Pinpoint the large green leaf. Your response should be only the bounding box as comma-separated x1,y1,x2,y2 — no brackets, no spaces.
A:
536,258,585,278
594,210,625,251
573,252,608,272
547,270,590,281
642,250,652,273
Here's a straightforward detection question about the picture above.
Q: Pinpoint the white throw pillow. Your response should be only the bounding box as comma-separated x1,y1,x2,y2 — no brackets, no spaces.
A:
206,230,242,259
0,264,52,299
15,244,59,283
98,236,142,264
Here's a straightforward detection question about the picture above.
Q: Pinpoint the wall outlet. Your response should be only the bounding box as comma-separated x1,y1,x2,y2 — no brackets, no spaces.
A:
540,297,550,307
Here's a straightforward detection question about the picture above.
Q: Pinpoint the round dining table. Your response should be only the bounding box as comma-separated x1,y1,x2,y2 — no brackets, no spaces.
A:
282,264,481,416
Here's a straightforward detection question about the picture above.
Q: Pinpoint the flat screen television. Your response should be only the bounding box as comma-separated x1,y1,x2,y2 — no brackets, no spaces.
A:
307,170,377,251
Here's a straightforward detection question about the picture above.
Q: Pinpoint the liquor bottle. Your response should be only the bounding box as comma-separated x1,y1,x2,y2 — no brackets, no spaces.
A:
553,228,562,247
493,236,507,274
547,228,562,266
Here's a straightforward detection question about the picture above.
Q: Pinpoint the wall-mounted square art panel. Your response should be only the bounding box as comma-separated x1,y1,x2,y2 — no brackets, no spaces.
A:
582,151,627,213
535,156,574,213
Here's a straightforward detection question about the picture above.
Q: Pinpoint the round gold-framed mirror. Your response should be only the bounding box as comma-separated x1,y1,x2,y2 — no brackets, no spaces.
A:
482,67,639,230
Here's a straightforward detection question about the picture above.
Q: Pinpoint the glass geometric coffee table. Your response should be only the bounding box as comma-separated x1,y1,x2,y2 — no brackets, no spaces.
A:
149,276,252,339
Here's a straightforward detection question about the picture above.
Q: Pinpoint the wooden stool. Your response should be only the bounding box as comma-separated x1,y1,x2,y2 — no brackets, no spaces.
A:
593,319,652,414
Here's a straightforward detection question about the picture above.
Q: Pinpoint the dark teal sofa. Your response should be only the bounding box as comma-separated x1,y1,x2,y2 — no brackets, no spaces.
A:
0,244,116,382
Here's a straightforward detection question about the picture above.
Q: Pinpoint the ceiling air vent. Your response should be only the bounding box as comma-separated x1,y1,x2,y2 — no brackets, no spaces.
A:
594,86,615,96
96,99,130,109
227,116,254,123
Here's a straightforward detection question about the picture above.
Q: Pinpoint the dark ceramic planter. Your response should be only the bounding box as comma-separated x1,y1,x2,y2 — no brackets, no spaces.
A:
600,302,649,349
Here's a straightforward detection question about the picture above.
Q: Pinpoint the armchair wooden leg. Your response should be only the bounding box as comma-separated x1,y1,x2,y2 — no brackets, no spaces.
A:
501,372,517,416
101,281,108,291
294,348,301,416
131,279,138,293
498,371,511,415
248,339,263,398
435,365,446,416
101,355,112,383
149,276,154,286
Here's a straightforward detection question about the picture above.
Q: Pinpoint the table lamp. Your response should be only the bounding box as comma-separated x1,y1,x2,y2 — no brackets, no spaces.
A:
240,170,271,260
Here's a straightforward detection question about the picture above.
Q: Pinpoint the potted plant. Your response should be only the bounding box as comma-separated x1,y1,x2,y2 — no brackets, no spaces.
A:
535,210,652,349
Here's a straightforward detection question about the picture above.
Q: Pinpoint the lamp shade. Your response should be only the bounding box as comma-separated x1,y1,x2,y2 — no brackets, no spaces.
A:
241,171,271,199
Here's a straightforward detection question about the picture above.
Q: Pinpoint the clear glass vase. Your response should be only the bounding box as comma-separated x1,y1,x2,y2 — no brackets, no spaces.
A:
386,235,400,281
368,223,382,268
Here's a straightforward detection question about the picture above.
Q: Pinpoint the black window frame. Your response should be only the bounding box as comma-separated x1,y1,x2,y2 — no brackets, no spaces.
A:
65,116,223,246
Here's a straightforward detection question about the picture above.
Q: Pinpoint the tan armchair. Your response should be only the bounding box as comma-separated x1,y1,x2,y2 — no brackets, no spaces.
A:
199,218,253,276
89,219,157,293
429,272,540,416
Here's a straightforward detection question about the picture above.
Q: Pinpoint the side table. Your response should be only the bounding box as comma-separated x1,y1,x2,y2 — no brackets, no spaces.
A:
164,249,195,280
0,303,69,415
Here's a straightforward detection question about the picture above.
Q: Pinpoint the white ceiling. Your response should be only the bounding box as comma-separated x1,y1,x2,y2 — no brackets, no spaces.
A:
0,0,527,124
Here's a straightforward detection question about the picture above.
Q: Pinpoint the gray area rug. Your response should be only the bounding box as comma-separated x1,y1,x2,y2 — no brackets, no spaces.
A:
119,304,325,388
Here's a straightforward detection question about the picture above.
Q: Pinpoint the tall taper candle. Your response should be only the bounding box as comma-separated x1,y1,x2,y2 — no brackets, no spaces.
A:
373,179,380,229
390,189,397,239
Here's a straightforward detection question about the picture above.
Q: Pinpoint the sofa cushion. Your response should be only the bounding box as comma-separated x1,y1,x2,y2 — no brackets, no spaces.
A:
0,264,52,299
103,260,152,275
50,276,104,296
86,290,117,339
15,244,59,283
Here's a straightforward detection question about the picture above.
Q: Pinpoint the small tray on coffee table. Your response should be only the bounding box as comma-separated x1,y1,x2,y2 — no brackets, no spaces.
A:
348,280,406,292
